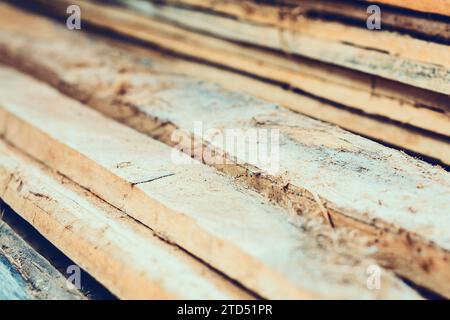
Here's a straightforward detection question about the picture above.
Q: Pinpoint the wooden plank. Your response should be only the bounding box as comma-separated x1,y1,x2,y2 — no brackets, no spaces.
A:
148,53,450,165
0,66,421,299
100,0,450,95
0,6,450,160
0,2,448,162
160,0,450,41
0,142,251,300
0,3,449,296
361,0,450,17
0,222,85,300
25,0,450,139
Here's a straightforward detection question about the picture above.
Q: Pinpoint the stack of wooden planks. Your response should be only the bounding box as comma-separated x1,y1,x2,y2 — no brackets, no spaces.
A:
0,1,449,299
31,0,450,165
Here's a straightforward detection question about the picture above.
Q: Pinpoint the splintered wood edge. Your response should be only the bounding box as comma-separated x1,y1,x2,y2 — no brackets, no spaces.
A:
0,4,447,296
150,0,450,112
31,0,450,138
0,221,85,300
148,56,450,165
0,66,422,299
167,0,450,40
138,0,450,69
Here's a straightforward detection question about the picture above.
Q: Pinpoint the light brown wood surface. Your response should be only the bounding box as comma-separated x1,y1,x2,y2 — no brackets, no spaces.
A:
0,142,251,300
1,1,449,163
190,0,450,40
1,3,449,297
0,221,85,300
104,0,450,95
0,66,419,299
28,0,450,139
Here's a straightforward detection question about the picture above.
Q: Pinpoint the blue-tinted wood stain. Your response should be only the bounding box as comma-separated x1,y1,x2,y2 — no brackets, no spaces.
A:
0,254,32,300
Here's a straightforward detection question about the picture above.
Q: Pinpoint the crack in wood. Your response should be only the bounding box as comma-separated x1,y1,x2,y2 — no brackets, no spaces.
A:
130,173,175,186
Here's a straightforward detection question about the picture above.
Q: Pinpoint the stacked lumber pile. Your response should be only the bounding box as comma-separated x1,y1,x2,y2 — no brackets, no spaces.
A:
33,0,450,165
0,0,449,299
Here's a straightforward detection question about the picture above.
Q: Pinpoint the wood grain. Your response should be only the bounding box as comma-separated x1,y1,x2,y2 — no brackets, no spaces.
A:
0,142,251,300
0,65,423,299
1,3,449,297
362,0,450,17
159,0,450,40
26,0,450,139
102,0,450,95
0,222,85,300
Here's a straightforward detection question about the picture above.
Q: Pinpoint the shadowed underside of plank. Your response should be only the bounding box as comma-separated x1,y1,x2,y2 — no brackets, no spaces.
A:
0,142,251,300
118,0,450,130
0,66,422,299
20,0,450,155
167,0,450,41
0,3,448,297
144,53,450,164
0,222,85,300
75,0,450,96
361,0,450,17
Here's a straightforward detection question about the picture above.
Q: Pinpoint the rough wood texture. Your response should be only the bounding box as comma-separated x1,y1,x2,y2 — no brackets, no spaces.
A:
157,0,450,42
102,0,450,95
144,0,450,118
0,222,85,300
29,0,450,139
135,0,450,110
147,54,450,164
0,66,422,299
0,3,449,296
1,2,450,295
362,0,450,17
2,2,448,163
258,0,450,41
0,142,251,300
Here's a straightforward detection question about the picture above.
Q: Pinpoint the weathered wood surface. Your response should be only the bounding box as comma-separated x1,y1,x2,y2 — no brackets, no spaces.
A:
148,0,450,115
0,255,31,300
1,2,448,163
149,54,450,165
362,0,450,17
156,0,450,43
0,221,85,300
248,0,450,41
103,0,450,95
0,65,422,299
0,142,251,300
0,3,449,295
29,0,450,139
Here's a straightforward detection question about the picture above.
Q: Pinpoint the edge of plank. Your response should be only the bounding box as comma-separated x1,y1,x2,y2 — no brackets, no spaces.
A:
0,141,252,300
0,66,421,299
